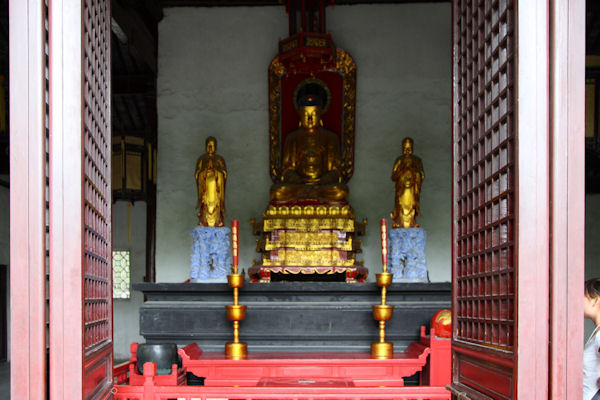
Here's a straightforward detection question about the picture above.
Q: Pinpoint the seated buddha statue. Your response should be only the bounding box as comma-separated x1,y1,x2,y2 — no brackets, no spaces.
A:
391,137,425,228
270,94,348,203
195,136,227,226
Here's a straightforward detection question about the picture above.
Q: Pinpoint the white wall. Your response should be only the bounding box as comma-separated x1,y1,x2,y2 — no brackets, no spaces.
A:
112,201,146,361
155,4,452,283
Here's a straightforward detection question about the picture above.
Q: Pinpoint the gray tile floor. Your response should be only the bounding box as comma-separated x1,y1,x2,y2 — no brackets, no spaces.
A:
0,362,8,399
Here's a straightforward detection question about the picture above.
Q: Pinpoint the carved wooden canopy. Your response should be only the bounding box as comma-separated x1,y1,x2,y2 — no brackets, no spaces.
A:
268,47,357,183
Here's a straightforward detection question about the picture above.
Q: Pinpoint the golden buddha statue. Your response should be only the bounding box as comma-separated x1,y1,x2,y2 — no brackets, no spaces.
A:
391,137,425,228
270,94,348,203
195,136,227,226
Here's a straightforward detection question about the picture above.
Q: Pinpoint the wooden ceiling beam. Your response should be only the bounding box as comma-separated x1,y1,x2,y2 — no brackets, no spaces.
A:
112,128,153,138
159,0,448,6
113,74,155,95
112,0,157,74
143,0,165,22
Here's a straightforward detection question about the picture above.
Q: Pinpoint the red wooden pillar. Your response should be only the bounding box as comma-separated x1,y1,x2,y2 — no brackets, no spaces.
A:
9,1,48,399
549,0,585,397
514,0,551,397
48,0,84,396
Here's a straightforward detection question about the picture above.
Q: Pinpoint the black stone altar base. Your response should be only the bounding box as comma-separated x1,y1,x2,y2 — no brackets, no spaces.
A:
133,282,450,353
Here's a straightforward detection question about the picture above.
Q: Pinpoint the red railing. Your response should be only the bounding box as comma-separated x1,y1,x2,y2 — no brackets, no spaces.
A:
113,380,450,400
113,327,451,400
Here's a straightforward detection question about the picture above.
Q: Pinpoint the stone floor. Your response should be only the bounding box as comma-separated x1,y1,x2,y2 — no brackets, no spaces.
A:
0,362,8,399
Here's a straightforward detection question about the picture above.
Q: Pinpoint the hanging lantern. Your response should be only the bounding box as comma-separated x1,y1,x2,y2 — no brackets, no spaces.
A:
112,135,155,202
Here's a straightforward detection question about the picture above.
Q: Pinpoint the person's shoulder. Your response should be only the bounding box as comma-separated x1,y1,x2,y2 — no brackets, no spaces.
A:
594,330,600,345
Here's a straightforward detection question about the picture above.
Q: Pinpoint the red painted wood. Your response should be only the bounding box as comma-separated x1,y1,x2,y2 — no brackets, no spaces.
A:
113,362,130,385
419,327,451,386
49,0,113,398
48,0,85,397
9,0,48,399
176,345,430,387
453,345,512,369
549,0,585,398
515,0,551,398
458,359,512,398
116,359,451,400
121,334,450,393
451,0,520,396
452,0,584,398
114,384,451,400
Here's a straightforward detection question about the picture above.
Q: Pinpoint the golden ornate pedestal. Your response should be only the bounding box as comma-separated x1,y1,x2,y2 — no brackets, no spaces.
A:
250,202,367,282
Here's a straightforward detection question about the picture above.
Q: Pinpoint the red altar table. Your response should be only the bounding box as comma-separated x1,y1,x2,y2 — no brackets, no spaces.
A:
178,342,429,387
113,326,451,400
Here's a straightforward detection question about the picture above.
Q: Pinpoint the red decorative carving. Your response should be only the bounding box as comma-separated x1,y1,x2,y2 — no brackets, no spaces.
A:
114,332,451,398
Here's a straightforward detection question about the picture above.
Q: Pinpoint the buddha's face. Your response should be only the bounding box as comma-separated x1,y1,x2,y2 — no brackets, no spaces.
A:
206,139,216,155
299,106,322,129
402,139,413,156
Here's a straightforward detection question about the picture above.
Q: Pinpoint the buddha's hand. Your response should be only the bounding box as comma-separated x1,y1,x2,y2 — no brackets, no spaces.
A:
281,169,303,184
320,170,343,185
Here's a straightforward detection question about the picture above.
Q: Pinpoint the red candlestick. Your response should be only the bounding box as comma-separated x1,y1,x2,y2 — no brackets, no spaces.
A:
380,218,388,267
232,220,239,270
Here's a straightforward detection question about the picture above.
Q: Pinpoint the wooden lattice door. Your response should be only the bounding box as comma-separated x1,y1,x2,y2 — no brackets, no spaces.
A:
452,0,517,397
47,0,113,398
451,0,585,399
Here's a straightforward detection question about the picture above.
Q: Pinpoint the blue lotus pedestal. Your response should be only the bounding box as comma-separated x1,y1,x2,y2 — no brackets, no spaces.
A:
389,228,428,282
190,226,232,282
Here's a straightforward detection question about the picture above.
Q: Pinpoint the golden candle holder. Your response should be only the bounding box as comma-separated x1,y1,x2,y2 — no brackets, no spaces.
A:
371,219,394,359
225,220,247,359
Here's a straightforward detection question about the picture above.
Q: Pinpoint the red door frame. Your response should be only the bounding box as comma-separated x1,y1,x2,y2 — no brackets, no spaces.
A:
450,0,585,398
48,0,114,398
514,0,551,397
11,0,114,398
9,1,47,399
8,0,586,398
515,0,585,397
48,0,86,397
548,0,585,397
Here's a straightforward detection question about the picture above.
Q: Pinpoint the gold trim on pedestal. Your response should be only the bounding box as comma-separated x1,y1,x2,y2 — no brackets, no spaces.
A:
262,249,355,267
336,48,357,180
264,204,354,219
265,234,353,251
265,231,352,250
261,266,358,275
263,218,355,232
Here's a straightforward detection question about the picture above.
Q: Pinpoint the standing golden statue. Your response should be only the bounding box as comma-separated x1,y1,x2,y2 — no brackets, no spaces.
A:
270,94,348,202
391,137,425,228
195,136,227,226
